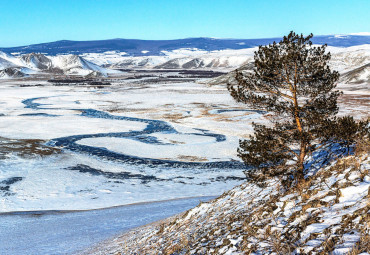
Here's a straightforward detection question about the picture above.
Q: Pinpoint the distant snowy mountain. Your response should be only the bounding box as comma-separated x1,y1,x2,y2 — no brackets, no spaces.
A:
0,67,28,79
0,51,24,69
83,48,256,70
50,54,117,76
1,35,369,56
206,44,370,85
0,51,117,78
0,34,368,79
20,53,52,70
0,57,17,70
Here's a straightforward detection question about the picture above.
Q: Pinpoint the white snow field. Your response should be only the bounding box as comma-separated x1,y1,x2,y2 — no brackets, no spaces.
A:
0,80,258,213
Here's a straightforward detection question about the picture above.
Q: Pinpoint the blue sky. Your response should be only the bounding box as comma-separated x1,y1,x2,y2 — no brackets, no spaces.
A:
1,0,369,47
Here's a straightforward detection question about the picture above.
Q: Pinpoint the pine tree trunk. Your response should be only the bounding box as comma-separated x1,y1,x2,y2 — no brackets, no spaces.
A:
297,141,306,181
293,87,306,182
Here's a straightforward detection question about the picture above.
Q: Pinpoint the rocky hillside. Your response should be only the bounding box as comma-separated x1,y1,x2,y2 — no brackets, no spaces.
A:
85,149,370,255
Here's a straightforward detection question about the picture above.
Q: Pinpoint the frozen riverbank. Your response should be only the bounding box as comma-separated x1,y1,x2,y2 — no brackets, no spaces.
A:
0,196,215,255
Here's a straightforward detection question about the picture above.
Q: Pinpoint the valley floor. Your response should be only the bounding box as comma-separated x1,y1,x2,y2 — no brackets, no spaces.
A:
0,76,254,212
0,71,368,254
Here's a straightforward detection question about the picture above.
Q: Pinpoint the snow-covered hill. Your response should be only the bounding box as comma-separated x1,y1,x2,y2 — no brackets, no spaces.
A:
341,63,370,84
0,67,29,79
81,44,370,75
206,44,370,85
49,54,117,76
0,39,369,79
81,48,256,71
87,152,370,254
0,51,25,68
0,51,117,78
20,53,52,70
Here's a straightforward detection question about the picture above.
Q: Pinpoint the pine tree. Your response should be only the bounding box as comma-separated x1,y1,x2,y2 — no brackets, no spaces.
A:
227,31,366,185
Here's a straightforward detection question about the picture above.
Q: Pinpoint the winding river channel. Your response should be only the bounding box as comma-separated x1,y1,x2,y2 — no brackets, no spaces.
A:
23,96,246,169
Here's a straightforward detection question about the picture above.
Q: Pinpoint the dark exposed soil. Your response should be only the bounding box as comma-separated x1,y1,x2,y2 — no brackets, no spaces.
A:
0,137,60,159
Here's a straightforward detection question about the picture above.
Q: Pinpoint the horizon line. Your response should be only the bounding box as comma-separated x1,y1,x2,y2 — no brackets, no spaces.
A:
2,32,370,48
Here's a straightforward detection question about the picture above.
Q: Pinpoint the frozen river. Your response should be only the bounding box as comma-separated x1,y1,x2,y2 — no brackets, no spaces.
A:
0,82,253,212
0,196,215,255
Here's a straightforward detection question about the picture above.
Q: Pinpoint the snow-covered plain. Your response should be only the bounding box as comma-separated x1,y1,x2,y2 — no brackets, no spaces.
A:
0,80,262,213
0,75,367,214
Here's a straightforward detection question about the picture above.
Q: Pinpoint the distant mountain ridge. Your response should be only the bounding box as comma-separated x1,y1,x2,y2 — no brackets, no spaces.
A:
1,35,370,56
205,44,370,85
0,52,117,78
